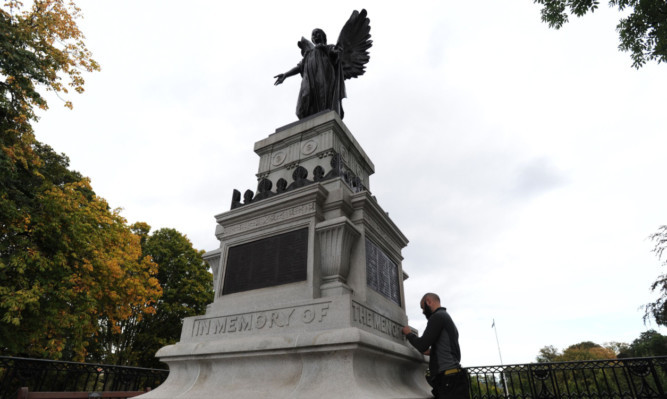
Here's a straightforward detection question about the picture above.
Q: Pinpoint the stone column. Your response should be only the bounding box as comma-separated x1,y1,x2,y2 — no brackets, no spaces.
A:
315,216,360,296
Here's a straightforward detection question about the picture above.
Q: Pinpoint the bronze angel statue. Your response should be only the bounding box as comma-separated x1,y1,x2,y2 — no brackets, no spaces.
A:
274,9,372,120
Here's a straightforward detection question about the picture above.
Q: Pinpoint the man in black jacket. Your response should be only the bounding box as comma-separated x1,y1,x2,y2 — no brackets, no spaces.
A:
402,293,470,399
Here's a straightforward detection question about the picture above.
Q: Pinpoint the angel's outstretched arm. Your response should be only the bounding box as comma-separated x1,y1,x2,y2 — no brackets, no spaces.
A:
274,66,300,85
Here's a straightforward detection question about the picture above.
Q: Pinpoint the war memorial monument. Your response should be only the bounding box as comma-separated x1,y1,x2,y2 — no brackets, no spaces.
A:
141,10,432,398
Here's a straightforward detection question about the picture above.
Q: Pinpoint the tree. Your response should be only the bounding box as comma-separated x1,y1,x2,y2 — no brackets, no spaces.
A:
1,1,181,364
1,0,99,172
536,345,561,362
604,341,630,356
1,0,98,274
536,341,617,362
0,1,160,362
646,225,667,326
560,341,617,361
533,0,667,68
1,1,99,116
619,330,667,357
90,225,214,367
0,144,162,361
132,227,213,368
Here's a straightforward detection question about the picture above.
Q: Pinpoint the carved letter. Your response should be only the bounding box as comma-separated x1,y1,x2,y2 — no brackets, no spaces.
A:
352,303,360,322
239,315,251,331
270,312,282,328
228,316,237,332
256,314,267,329
198,320,211,335
285,308,296,326
215,318,227,334
319,303,330,322
302,308,315,323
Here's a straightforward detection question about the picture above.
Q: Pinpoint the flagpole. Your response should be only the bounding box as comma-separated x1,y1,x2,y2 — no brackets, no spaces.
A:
492,319,504,365
492,319,509,397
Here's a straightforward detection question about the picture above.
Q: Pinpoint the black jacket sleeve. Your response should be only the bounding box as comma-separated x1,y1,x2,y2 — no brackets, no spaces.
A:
406,312,445,353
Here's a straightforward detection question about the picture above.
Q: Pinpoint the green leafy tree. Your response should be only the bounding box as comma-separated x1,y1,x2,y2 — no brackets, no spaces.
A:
533,0,667,68
91,225,214,367
646,225,667,326
133,226,214,368
536,345,561,362
619,330,667,357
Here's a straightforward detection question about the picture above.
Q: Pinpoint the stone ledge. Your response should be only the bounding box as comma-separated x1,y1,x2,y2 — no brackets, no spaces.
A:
158,327,423,361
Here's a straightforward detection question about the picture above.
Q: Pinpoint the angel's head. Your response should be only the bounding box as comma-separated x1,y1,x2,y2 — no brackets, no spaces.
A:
311,28,327,45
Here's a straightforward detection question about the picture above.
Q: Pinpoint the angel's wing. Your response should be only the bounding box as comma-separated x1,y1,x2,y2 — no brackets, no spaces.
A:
298,36,315,56
336,9,372,80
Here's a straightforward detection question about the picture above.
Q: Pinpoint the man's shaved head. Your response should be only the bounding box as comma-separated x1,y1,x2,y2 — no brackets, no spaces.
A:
422,293,440,303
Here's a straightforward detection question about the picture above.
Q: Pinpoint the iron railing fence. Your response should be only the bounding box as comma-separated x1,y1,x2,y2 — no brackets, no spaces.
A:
467,356,667,399
0,357,168,399
3,355,667,398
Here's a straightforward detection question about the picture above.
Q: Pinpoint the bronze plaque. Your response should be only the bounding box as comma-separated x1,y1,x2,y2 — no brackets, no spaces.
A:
366,238,401,305
222,228,308,295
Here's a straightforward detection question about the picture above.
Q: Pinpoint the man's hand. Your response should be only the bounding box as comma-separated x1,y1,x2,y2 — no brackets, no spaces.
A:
402,326,412,335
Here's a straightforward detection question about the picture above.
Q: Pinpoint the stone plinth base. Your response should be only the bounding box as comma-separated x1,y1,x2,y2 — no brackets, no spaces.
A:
139,328,431,398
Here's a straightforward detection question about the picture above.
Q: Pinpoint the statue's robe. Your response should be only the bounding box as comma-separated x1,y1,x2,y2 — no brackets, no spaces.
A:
296,44,346,119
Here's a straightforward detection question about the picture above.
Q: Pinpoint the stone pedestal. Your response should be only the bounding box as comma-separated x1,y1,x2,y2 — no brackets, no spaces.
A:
141,112,430,398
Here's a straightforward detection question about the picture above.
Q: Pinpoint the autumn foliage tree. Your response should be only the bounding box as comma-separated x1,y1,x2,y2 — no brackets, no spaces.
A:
536,341,618,362
560,341,617,361
90,225,213,368
1,1,164,361
0,143,162,360
538,332,667,363
1,0,99,166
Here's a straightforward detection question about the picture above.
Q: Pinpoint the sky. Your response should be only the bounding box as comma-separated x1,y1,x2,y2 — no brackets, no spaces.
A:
33,1,667,367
